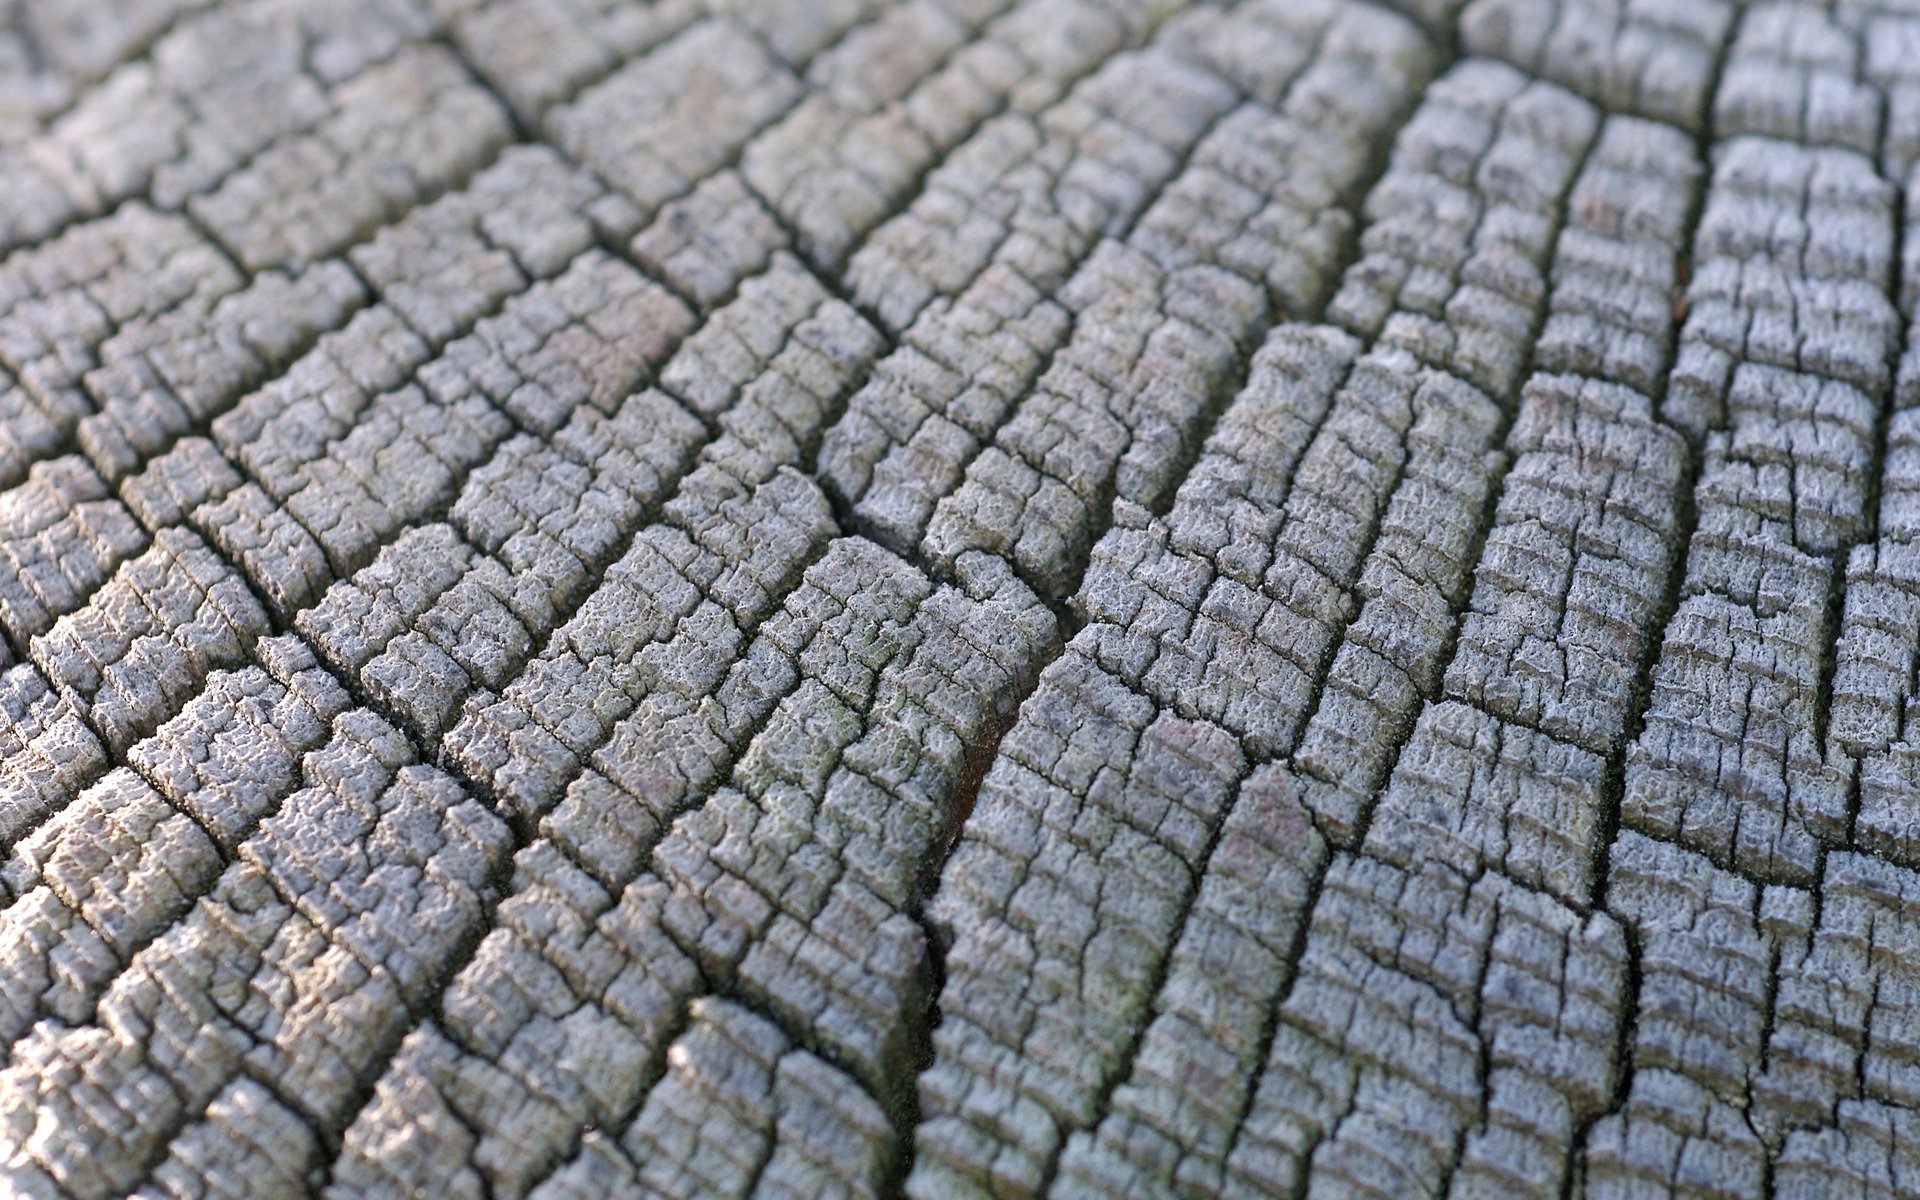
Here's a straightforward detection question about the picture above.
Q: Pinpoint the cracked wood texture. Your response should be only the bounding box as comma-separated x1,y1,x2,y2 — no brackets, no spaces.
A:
6,0,1920,1198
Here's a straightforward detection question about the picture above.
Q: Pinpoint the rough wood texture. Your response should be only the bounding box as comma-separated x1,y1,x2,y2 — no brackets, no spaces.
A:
4,1,1920,1197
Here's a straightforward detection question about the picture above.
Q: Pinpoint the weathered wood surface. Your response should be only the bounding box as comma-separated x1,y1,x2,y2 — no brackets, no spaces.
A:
3,0,1920,1196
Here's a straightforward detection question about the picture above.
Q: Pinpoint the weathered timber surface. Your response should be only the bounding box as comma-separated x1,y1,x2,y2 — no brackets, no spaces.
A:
8,1,1920,1197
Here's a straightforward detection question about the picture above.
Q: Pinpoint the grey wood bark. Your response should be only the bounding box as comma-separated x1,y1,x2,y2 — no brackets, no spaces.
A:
3,0,1920,1197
